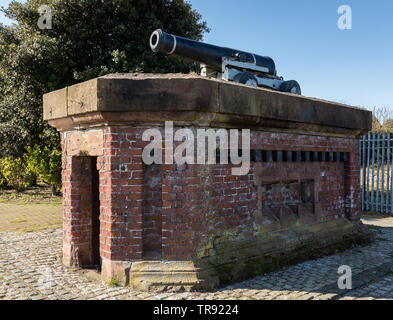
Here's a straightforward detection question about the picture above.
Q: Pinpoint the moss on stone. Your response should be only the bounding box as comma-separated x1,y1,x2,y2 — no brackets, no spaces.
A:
194,218,374,289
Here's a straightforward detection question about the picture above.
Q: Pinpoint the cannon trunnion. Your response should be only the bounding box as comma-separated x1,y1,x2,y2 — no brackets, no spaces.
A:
150,29,301,95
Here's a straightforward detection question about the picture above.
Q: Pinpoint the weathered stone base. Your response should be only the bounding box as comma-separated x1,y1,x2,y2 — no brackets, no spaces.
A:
129,261,205,291
98,218,373,291
101,258,131,286
63,242,92,268
198,219,373,290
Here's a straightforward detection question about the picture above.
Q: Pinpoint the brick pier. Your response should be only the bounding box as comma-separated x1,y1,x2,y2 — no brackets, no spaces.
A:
44,73,372,290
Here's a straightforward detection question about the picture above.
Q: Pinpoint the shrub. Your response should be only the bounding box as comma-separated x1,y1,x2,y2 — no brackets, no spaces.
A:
26,145,62,195
0,166,6,189
0,157,28,192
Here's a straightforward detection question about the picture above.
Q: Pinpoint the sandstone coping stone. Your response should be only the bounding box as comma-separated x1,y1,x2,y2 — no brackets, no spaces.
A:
43,73,372,136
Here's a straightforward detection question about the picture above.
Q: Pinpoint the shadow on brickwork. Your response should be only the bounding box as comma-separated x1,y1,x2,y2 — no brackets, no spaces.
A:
201,217,393,300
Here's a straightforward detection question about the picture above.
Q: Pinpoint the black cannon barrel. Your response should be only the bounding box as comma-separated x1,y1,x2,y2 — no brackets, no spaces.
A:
150,29,276,76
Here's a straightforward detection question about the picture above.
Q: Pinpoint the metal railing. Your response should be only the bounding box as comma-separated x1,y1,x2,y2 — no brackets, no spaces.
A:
361,132,393,213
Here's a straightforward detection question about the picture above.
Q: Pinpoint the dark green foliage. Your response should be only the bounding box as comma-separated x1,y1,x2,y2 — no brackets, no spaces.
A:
0,0,208,157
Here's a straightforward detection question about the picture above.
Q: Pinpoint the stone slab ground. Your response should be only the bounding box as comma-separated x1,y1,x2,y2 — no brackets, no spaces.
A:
0,202,392,300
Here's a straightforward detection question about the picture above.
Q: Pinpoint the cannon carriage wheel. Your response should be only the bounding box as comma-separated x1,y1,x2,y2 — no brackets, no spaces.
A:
233,72,258,87
279,80,302,95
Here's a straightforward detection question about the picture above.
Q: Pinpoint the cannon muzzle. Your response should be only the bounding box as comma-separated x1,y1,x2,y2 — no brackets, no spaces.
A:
150,29,276,75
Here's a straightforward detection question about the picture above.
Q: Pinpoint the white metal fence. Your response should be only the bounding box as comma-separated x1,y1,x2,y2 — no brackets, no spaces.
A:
361,132,393,213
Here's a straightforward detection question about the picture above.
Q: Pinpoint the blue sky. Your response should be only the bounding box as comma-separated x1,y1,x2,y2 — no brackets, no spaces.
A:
1,0,392,110
188,0,393,110
0,0,12,25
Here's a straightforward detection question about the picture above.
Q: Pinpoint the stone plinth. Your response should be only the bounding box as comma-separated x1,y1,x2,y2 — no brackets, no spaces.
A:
44,73,373,290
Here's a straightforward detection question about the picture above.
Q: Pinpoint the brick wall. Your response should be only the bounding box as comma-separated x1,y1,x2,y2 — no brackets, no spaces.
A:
142,164,163,259
61,126,360,265
99,127,145,262
62,148,95,267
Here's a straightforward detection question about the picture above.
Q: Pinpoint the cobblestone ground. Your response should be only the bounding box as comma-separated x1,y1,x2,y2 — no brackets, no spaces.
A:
0,212,393,300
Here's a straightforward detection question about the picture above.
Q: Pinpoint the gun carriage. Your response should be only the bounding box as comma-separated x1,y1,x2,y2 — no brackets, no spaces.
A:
150,29,301,95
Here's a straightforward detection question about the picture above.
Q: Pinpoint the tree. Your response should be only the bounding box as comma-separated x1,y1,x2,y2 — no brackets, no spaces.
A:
372,106,393,130
372,114,382,132
0,0,209,157
383,119,393,132
370,106,393,132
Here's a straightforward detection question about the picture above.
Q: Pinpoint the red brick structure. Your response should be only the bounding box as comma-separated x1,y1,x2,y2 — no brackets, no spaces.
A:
44,74,372,290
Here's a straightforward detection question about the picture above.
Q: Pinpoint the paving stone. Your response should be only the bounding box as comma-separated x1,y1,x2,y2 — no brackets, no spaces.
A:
1,214,393,300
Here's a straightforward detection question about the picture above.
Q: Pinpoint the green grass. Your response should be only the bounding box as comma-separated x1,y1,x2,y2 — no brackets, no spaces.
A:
107,277,122,287
10,218,27,223
362,211,392,218
0,183,62,205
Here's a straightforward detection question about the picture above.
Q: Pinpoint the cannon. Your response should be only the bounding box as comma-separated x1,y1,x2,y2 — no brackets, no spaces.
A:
150,29,301,95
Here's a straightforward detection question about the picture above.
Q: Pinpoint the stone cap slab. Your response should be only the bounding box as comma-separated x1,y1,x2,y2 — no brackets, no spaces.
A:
43,73,372,135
